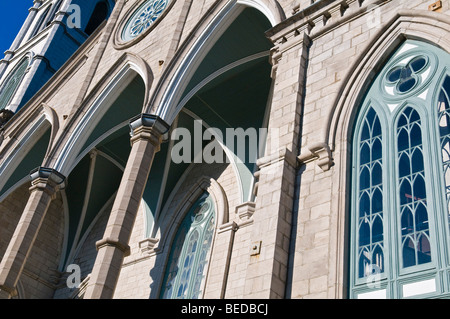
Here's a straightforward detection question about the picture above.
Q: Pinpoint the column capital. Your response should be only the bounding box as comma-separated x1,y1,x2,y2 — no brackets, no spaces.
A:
129,114,170,146
95,237,131,257
29,167,66,196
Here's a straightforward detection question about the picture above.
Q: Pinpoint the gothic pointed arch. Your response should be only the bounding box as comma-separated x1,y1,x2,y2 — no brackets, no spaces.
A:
0,114,52,201
148,0,279,122
51,54,153,175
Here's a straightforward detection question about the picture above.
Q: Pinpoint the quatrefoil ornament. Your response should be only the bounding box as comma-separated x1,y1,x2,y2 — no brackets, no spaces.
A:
385,56,428,94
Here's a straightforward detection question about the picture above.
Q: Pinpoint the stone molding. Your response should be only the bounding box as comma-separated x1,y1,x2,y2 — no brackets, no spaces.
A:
29,166,66,196
129,113,171,147
298,142,334,171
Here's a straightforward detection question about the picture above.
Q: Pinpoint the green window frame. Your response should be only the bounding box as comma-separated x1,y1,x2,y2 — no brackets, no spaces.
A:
0,58,29,111
350,40,450,299
160,191,216,299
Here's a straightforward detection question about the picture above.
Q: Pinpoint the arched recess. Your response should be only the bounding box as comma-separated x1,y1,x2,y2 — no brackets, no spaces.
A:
0,115,52,202
51,62,148,281
150,0,281,122
324,10,450,299
140,3,275,223
52,55,153,175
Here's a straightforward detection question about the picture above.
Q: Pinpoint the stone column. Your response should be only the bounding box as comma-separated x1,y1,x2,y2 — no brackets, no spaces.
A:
84,114,170,299
242,29,311,299
0,167,65,299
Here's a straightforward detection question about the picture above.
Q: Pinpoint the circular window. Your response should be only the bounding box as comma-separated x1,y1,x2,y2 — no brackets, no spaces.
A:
121,0,170,42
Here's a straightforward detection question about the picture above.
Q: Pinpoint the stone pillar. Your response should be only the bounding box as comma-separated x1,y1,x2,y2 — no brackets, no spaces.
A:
84,114,170,299
242,29,311,299
0,167,65,299
204,221,238,299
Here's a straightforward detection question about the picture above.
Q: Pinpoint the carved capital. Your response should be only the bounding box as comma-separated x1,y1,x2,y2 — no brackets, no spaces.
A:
29,167,66,197
139,238,160,256
129,114,170,147
96,237,131,257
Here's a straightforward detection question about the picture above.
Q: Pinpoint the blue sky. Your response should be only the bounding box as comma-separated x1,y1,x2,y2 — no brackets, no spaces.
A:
0,1,34,58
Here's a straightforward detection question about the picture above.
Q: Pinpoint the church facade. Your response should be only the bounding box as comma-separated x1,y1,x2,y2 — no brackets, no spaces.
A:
0,0,449,299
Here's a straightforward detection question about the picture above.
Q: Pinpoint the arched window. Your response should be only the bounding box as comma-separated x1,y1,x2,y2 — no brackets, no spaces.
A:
350,40,450,299
160,192,216,299
0,58,29,111
84,1,109,36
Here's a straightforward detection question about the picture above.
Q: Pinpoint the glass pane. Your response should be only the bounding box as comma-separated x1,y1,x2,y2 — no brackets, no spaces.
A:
397,107,432,268
387,67,402,83
372,163,382,186
359,221,370,246
360,143,370,165
398,77,416,93
401,206,414,236
399,153,411,178
372,138,382,161
410,57,427,73
403,237,416,268
372,188,383,213
411,149,424,174
372,216,384,243
399,179,412,205
360,167,370,190
359,192,370,218
398,128,409,151
361,122,370,141
417,233,432,264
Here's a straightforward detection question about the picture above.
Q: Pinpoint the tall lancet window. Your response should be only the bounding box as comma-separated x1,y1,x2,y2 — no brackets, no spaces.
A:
0,58,29,111
350,41,450,299
161,192,215,299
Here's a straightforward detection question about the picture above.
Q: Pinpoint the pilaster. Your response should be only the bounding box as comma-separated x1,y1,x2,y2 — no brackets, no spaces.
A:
0,167,65,299
242,26,311,299
83,114,170,299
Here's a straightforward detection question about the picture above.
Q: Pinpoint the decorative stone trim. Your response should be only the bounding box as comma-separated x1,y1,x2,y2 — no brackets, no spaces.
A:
129,113,171,146
29,166,66,196
139,237,160,256
256,147,298,171
235,202,256,228
218,221,238,234
95,237,131,257
298,142,333,171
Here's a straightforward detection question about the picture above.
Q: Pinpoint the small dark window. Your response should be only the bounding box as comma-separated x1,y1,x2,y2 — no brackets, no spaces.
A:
85,1,108,35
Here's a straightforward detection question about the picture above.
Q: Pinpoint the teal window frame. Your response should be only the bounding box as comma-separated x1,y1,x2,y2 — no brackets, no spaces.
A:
350,40,450,299
160,191,216,299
